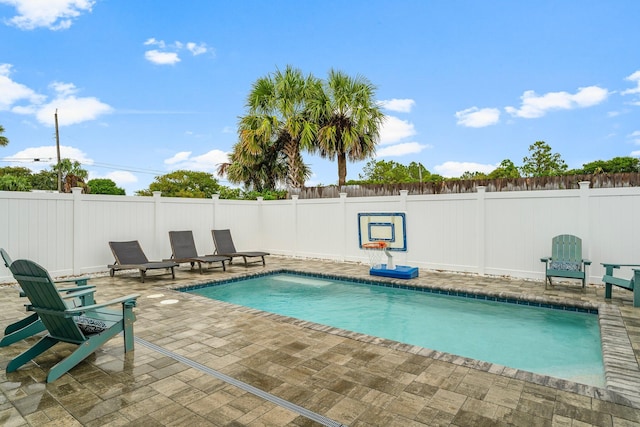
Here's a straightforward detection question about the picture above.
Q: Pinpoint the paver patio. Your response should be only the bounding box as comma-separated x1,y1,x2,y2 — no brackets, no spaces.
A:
1,257,639,426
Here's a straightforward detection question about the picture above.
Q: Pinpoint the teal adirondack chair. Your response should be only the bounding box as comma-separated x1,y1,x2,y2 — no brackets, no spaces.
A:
6,257,139,382
1,248,95,348
602,263,640,307
540,235,591,290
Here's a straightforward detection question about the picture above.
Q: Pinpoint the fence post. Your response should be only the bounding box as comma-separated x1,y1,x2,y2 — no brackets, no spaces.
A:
211,194,219,230
153,191,162,259
476,186,486,276
292,195,299,257
257,197,264,246
579,181,591,281
340,192,347,261
71,187,83,275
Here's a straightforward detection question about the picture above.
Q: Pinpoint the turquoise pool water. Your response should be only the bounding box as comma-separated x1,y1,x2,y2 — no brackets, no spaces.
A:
187,273,605,387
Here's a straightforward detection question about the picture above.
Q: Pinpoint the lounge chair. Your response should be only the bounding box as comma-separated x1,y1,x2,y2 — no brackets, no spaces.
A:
108,241,178,282
540,234,591,290
1,248,96,348
602,263,640,307
6,257,139,382
212,229,269,267
166,230,230,274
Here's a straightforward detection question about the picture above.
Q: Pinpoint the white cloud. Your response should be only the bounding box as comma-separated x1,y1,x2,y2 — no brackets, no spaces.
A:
144,50,181,65
33,81,112,126
164,149,229,172
628,131,640,145
622,71,640,105
621,71,640,95
379,99,415,113
0,64,46,110
376,142,429,157
379,115,416,145
505,85,609,118
89,170,137,185
1,66,112,126
9,145,93,170
433,161,496,178
165,151,192,165
455,107,500,128
186,42,208,56
143,38,211,65
631,150,640,157
0,0,94,30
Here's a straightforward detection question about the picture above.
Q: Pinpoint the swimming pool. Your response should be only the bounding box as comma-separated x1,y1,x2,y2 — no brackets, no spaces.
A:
185,272,605,387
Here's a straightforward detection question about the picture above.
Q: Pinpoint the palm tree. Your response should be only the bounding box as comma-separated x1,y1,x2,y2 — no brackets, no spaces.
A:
235,66,318,189
308,69,385,186
0,125,9,147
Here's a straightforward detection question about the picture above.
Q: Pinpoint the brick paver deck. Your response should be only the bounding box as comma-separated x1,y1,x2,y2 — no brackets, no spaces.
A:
1,257,639,426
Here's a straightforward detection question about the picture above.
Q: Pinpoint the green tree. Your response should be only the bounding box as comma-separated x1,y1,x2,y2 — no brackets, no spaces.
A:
459,171,488,180
136,170,221,198
236,65,318,189
87,178,125,195
488,159,521,179
30,170,57,190
0,166,32,178
0,125,8,147
308,70,385,186
357,159,441,184
520,141,567,177
0,175,31,191
219,139,291,192
581,156,640,174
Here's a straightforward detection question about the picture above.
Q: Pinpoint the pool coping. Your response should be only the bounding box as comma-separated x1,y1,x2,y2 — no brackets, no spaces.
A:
169,268,640,409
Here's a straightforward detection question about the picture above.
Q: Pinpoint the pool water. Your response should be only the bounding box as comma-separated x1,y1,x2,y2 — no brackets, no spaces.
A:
188,273,605,387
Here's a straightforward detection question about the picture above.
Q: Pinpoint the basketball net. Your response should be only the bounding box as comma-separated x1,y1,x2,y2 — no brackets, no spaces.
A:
362,241,388,269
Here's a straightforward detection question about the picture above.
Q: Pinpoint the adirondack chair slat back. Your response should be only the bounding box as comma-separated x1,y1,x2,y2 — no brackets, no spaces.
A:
170,231,199,258
10,259,85,342
551,235,582,263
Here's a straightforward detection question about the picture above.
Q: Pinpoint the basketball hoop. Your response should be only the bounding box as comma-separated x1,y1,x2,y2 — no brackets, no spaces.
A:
362,241,388,269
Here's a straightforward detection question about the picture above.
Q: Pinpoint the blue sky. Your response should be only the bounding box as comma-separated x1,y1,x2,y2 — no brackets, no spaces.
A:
1,1,639,195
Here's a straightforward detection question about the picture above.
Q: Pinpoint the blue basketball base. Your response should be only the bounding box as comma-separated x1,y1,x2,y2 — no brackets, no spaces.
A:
369,265,419,279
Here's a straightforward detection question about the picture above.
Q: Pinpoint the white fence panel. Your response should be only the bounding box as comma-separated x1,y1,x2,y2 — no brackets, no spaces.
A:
2,184,640,286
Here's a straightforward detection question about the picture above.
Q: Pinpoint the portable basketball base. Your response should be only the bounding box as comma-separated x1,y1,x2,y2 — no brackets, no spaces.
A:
370,264,419,279
369,248,418,279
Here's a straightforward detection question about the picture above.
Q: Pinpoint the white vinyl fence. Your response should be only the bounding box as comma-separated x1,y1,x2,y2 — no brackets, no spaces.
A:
1,182,639,285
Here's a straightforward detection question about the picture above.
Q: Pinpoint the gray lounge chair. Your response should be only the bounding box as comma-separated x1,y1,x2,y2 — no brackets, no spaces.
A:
166,231,230,274
108,241,178,282
212,229,269,267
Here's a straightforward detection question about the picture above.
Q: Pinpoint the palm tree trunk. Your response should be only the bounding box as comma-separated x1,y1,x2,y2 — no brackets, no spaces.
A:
338,153,347,186
283,138,302,188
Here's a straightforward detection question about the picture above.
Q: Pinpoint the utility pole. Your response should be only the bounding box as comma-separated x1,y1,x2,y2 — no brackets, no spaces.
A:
55,109,62,192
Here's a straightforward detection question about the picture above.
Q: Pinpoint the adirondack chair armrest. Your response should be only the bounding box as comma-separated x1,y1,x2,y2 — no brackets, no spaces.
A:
59,288,96,300
64,294,140,315
583,259,592,266
54,276,91,286
540,257,551,263
19,284,95,298
601,263,640,275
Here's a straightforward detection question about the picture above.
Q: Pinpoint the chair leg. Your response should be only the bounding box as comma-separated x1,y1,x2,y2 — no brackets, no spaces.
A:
261,256,265,267
46,330,119,382
7,335,58,373
4,312,39,335
123,305,136,352
0,318,46,348
221,260,226,272
170,267,175,279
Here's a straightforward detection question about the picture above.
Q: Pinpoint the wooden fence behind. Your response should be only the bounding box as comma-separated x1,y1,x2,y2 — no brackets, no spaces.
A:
294,173,640,198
